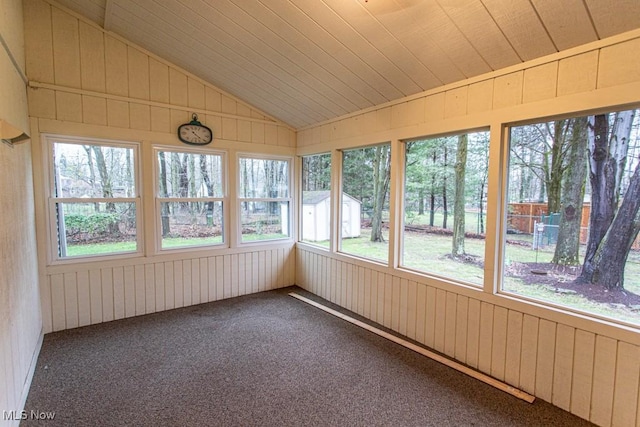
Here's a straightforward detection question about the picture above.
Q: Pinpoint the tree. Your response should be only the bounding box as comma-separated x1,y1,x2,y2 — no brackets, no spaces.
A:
371,145,391,242
580,110,637,285
452,134,467,256
158,151,171,236
552,118,588,266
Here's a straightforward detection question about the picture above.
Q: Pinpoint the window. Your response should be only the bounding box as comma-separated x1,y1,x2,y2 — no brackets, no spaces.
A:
503,108,640,326
48,137,140,260
340,144,390,263
238,156,291,242
401,131,489,286
301,153,331,247
156,149,225,250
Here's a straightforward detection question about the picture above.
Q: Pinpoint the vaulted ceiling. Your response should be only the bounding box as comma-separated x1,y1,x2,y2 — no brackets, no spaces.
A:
53,0,640,129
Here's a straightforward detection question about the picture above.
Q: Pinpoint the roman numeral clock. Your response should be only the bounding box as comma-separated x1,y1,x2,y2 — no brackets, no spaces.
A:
178,113,213,145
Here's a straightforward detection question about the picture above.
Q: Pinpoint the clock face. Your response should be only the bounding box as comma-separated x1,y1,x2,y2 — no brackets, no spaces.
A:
178,123,213,145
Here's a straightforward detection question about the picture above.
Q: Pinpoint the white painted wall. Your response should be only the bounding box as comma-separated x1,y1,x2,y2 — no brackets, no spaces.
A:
0,0,43,425
297,30,640,427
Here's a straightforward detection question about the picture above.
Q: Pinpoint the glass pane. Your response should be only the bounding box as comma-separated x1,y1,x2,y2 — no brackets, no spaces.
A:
157,151,223,198
160,201,223,249
341,145,390,263
53,142,135,198
503,110,640,326
301,153,331,247
240,201,290,241
239,158,289,198
56,202,137,258
402,132,489,286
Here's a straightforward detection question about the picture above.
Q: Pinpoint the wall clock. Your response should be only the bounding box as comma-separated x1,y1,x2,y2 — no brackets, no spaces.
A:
178,113,213,145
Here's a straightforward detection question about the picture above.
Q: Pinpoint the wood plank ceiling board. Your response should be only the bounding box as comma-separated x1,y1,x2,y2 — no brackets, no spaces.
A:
108,1,322,127
234,1,384,109
480,0,557,61
530,0,598,51
209,0,362,114
326,0,442,92
56,0,106,25
399,0,492,78
584,0,640,39
436,0,522,70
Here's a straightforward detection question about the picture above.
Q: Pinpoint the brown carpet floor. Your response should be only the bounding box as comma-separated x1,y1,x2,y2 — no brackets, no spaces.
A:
23,286,593,426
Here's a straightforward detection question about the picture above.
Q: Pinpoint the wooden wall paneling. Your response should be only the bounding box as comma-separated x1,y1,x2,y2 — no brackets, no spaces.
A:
491,306,508,381
519,314,539,393
78,21,105,92
27,87,56,119
611,342,639,426
383,273,393,329
182,259,192,306
424,92,445,123
478,301,494,374
150,106,170,133
251,252,259,294
266,250,274,291
368,270,378,323
467,80,494,114
237,253,245,297
358,266,366,317
415,283,427,346
444,86,468,118
216,255,225,299
329,258,337,304
23,0,55,83
164,261,175,310
207,256,216,301
223,255,232,297
56,92,82,122
406,280,417,341
154,263,165,312
190,258,201,303
89,269,102,324
376,271,385,326
51,7,81,88
434,288,447,353
222,118,238,141
124,265,136,317
230,254,238,297
557,51,599,97
444,292,457,358
149,58,170,103
129,104,151,131
168,68,188,107
82,95,107,126
598,38,640,89
187,78,205,110
237,120,251,143
504,310,523,387
391,276,402,332
134,264,145,315
492,72,523,109
77,270,91,327
425,286,436,348
106,99,130,128
455,295,469,364
101,267,114,322
173,260,184,308
344,262,353,312
590,335,617,427
466,298,481,369
571,329,596,421
265,124,278,146
552,324,575,411
104,35,128,96
251,122,265,144
112,266,125,320
398,278,408,336
535,319,557,403
142,263,154,314
522,62,558,103
63,272,78,329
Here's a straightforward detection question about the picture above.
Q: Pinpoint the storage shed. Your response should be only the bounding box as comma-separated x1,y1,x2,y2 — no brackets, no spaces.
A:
302,191,361,241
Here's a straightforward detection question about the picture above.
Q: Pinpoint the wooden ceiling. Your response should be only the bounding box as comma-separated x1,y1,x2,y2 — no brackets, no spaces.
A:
53,0,640,129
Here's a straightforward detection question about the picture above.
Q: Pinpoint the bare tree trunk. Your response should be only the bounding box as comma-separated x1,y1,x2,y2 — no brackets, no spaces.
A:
429,151,436,226
552,118,588,266
452,134,467,256
588,162,640,289
370,146,390,242
442,146,448,229
158,151,171,236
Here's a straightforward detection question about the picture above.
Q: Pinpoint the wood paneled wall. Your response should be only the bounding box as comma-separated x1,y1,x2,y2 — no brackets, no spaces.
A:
23,0,297,338
296,30,640,427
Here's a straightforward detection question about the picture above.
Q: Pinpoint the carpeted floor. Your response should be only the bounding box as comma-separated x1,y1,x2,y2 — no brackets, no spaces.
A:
23,287,593,426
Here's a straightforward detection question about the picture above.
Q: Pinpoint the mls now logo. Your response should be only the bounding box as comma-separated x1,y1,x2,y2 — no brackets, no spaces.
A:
3,410,55,421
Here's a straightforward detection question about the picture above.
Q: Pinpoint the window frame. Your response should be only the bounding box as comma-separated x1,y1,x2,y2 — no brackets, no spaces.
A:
45,134,143,264
153,146,228,253
237,153,293,245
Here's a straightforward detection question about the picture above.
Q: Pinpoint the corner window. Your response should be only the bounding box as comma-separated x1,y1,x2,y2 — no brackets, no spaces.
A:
401,131,490,286
340,144,390,263
301,153,331,247
503,109,640,326
238,156,291,242
48,137,140,260
155,149,225,250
